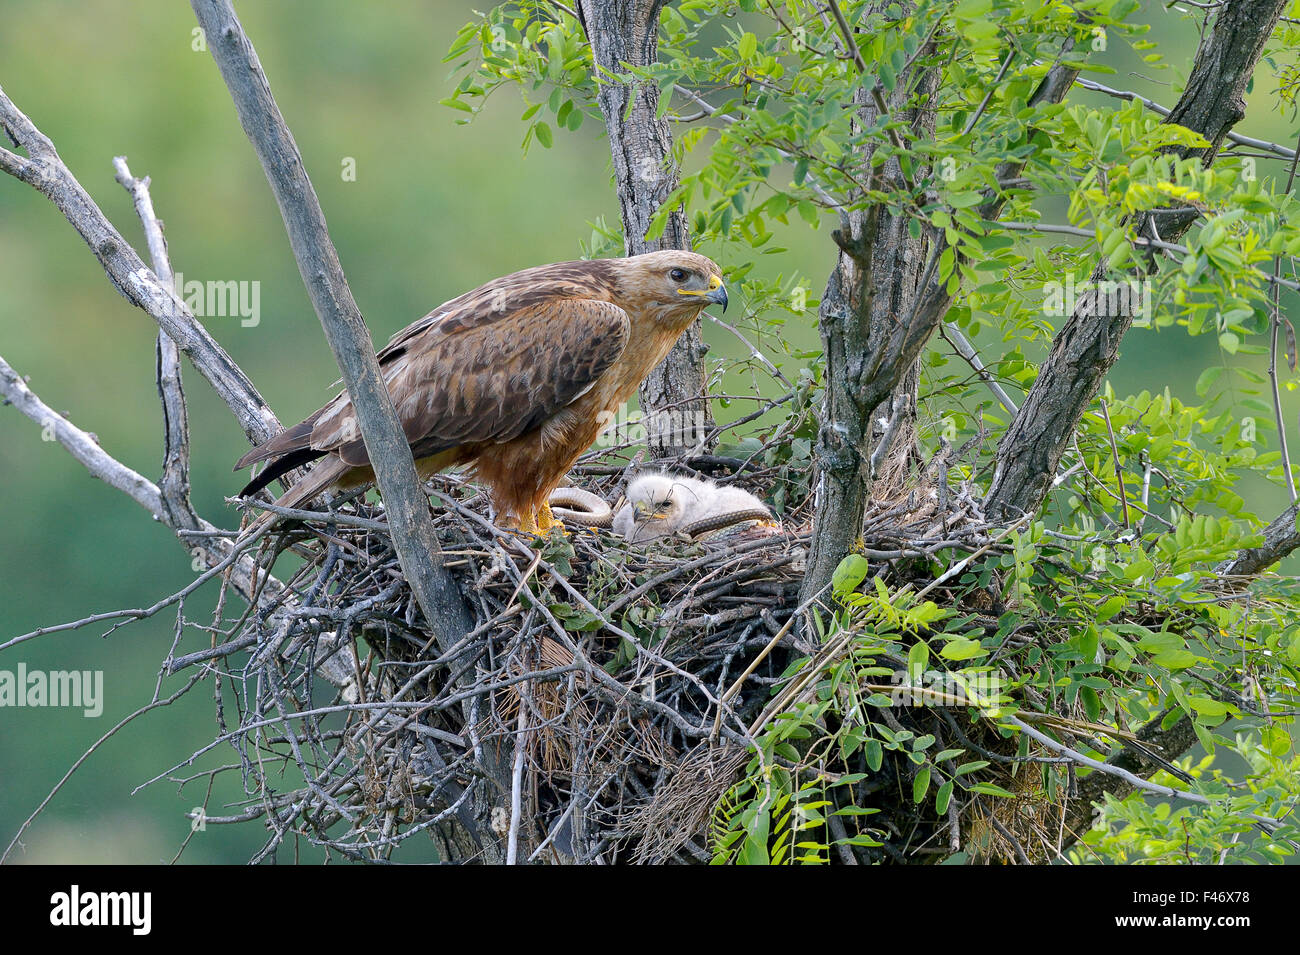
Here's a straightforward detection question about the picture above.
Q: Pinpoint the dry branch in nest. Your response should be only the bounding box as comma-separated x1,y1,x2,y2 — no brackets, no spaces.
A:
161,453,1064,864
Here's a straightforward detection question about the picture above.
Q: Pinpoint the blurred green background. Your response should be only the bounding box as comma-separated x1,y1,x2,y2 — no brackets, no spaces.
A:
0,1,1294,863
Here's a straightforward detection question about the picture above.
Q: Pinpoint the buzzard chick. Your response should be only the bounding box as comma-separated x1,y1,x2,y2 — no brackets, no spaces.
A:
234,251,727,534
612,472,772,543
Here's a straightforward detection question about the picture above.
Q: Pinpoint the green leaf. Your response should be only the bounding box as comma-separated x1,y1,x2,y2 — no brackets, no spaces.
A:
880,58,896,92
968,782,1014,797
1188,696,1230,718
832,554,869,596
907,640,930,675
864,739,883,772
1150,648,1200,670
1095,596,1125,624
438,96,474,114
939,637,984,660
912,766,931,804
1191,719,1216,756
1195,367,1223,399
1079,684,1101,723
935,781,954,816
1077,625,1101,661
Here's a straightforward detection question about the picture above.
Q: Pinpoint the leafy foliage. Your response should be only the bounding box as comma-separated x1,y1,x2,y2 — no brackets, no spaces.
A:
443,0,1300,862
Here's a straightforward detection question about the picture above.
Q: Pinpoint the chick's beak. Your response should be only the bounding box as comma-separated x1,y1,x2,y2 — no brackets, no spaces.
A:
633,500,674,522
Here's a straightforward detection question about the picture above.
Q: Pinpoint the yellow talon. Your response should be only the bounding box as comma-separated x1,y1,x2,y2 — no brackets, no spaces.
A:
535,502,567,535
512,503,566,536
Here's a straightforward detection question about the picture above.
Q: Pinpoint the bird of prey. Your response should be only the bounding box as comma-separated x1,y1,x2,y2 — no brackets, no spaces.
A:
611,472,771,543
234,250,728,534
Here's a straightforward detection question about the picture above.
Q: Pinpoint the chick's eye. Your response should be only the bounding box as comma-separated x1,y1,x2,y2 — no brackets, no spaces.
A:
669,268,688,282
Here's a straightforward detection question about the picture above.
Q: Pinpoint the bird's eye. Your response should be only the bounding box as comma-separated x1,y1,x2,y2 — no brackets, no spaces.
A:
669,268,688,282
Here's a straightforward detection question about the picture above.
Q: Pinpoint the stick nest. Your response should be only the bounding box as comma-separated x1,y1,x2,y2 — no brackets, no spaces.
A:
196,460,1063,864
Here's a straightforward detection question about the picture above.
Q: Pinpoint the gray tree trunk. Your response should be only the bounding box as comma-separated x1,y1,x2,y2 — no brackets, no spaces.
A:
576,0,713,458
798,17,1085,612
799,56,939,611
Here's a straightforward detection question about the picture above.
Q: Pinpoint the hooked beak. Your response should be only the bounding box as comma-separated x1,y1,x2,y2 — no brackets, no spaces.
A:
633,500,672,522
678,274,729,312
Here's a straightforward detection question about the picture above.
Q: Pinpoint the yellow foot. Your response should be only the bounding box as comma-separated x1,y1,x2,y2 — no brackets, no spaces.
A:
535,502,568,535
508,504,567,537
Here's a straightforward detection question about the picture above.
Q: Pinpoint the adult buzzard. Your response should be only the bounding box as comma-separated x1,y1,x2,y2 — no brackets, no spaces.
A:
235,250,727,534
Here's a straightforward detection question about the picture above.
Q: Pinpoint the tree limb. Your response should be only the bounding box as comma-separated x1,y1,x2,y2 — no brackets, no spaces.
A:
0,84,280,445
0,353,164,516
112,156,199,532
985,0,1290,521
800,20,1082,607
190,0,502,858
188,0,476,653
575,0,713,458
0,348,355,673
1217,502,1300,577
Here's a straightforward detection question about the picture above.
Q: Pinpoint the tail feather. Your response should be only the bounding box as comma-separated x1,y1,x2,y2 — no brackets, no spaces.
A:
234,411,325,471
236,454,354,541
239,447,325,498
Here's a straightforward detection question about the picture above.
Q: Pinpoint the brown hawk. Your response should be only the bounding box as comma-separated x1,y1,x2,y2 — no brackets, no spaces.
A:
234,250,727,534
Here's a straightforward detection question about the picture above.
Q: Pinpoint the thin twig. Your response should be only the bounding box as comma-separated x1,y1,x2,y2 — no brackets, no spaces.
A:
0,83,280,443
1097,398,1130,528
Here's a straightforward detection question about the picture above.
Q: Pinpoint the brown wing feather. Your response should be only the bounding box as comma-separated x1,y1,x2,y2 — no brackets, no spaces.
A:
307,297,629,469
233,409,326,471
234,259,628,478
376,259,621,363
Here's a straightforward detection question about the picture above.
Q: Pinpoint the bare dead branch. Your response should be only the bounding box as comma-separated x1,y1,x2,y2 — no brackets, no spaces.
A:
0,84,280,445
188,0,477,657
112,156,199,531
0,352,164,515
0,344,358,684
